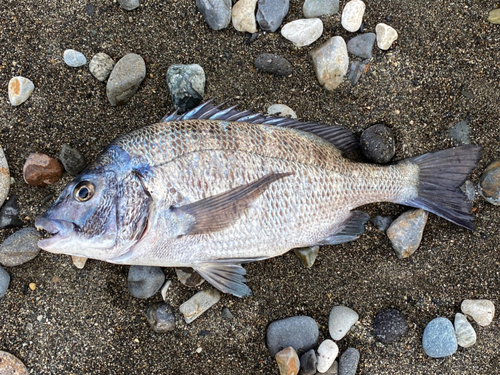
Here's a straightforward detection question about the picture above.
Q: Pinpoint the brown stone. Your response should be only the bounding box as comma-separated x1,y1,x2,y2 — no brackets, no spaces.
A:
23,153,63,186
275,347,300,375
478,160,500,205
0,350,29,375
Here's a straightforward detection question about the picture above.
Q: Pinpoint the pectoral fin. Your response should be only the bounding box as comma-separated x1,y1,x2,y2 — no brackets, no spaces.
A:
317,211,369,245
194,263,251,297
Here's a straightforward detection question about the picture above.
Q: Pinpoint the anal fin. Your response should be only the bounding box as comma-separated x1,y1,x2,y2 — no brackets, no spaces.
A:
194,263,251,298
317,211,369,245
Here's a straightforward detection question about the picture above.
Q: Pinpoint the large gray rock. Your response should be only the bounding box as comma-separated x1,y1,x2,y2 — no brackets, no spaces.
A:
127,266,165,299
256,0,289,32
106,53,146,106
196,0,232,30
267,316,319,357
0,228,41,267
167,64,206,113
311,36,348,91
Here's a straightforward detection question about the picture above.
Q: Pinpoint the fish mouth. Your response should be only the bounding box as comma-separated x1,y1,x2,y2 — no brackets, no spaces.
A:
35,217,77,251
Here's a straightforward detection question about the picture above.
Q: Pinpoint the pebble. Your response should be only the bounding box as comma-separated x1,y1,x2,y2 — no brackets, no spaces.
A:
175,267,205,287
299,349,317,375
488,8,500,24
478,160,500,205
127,266,165,299
338,348,360,375
373,309,408,343
254,53,292,76
448,120,470,145
267,316,319,357
221,306,235,320
461,299,495,326
89,53,115,82
23,153,64,187
0,265,10,298
59,144,87,176
281,18,323,47
118,0,140,11
328,305,358,340
84,4,96,16
71,255,88,269
323,361,338,374
232,0,258,33
341,0,365,32
348,60,366,86
0,350,28,374
375,23,398,50
146,302,176,333
347,33,376,59
317,339,339,373
256,0,289,32
372,215,393,232
360,124,395,163
8,76,35,106
293,245,319,268
0,195,23,229
303,0,339,18
454,313,476,348
311,36,348,91
275,347,300,375
267,104,297,119
106,53,146,106
196,0,232,30
63,49,87,67
167,64,206,113
386,209,428,259
160,279,172,301
422,317,458,358
0,147,9,208
179,289,221,324
29,282,36,291
461,180,475,202
0,228,41,267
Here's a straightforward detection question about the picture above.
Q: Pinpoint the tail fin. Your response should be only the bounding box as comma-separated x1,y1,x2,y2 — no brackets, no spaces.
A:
402,145,482,230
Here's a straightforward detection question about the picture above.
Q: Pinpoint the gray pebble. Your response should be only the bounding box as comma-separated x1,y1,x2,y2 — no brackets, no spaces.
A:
454,313,476,348
118,0,140,11
461,180,475,202
196,0,232,30
299,349,317,375
448,120,470,145
256,0,289,32
293,245,319,268
254,53,292,76
107,53,146,106
59,144,87,176
0,228,41,267
310,36,348,91
387,209,428,259
84,4,96,16
303,0,339,18
372,215,393,232
167,64,205,113
360,124,395,163
146,302,175,333
0,196,23,229
373,309,408,343
267,316,319,357
329,305,359,340
0,265,10,298
221,307,235,320
422,317,458,358
347,33,376,59
478,160,500,205
63,49,87,67
127,266,165,299
89,52,115,82
338,348,360,375
348,60,366,85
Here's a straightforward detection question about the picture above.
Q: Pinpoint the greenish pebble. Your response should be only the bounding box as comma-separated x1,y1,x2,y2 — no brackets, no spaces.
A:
488,9,500,24
293,246,319,268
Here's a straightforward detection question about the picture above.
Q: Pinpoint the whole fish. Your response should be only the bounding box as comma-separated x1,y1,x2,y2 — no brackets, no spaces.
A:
35,102,481,297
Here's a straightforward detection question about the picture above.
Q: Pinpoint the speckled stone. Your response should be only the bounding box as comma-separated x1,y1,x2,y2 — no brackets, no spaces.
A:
310,36,348,91
267,104,297,119
0,265,10,298
454,313,476,348
375,23,398,50
360,124,395,163
478,160,500,205
254,53,292,76
89,52,115,82
341,0,365,32
0,350,28,374
338,348,359,375
281,18,323,47
256,0,289,32
0,147,9,208
118,0,140,11
146,302,175,333
328,305,359,340
179,289,221,323
373,309,408,343
127,266,165,299
59,144,87,176
299,349,317,375
276,346,300,375
386,209,428,259
317,339,339,373
0,228,41,267
293,246,319,268
167,64,206,113
106,53,146,106
8,76,35,106
63,49,87,67
232,0,258,33
347,33,376,59
422,317,458,358
196,0,232,30
303,0,339,18
461,299,495,326
267,316,319,357
0,195,23,230
23,153,63,187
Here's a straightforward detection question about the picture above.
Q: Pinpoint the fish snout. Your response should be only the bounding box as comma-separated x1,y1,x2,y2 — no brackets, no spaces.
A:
35,217,75,238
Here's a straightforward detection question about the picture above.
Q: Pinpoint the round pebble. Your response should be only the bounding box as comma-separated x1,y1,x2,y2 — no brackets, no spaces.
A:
454,313,476,348
461,299,495,326
311,36,348,91
0,228,41,267
267,316,319,357
317,339,339,373
0,265,10,298
0,195,23,229
372,215,393,232
267,104,297,119
106,53,146,106
422,317,458,358
375,23,398,50
146,302,175,333
63,49,87,67
196,0,232,30
0,147,9,208
281,18,323,47
303,0,339,18
118,0,140,11
347,33,376,59
386,209,428,259
59,144,87,176
299,349,317,375
23,153,64,187
256,0,289,32
8,76,35,106
373,309,408,343
478,160,500,205
232,0,258,33
341,0,365,32
328,305,359,341
89,53,115,82
338,347,360,375
360,124,395,163
127,266,165,299
167,64,206,113
0,350,28,374
254,53,292,76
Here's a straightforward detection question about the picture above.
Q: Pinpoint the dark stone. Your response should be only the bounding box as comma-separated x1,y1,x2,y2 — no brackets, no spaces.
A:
360,124,395,163
299,349,317,375
348,60,366,86
196,0,231,30
254,53,293,77
373,309,408,343
256,0,289,32
85,4,96,16
146,302,175,332
0,196,23,229
221,307,235,320
128,266,165,299
347,33,376,59
338,348,360,375
372,215,393,232
59,144,87,176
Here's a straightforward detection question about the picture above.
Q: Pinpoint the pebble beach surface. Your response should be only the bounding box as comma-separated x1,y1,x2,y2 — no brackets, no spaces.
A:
0,0,499,374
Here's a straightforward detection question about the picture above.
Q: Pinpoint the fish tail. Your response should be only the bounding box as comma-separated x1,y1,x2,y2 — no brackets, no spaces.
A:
401,145,482,230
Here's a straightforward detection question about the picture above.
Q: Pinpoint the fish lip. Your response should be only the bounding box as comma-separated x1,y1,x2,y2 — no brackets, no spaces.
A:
35,217,76,250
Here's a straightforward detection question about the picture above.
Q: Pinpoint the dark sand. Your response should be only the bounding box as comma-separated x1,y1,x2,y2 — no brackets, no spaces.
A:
1,0,499,374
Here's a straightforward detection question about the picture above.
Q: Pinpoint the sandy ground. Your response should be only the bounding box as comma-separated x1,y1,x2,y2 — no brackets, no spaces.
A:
1,0,499,374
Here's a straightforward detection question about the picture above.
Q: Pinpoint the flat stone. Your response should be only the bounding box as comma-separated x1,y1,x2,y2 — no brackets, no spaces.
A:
422,317,458,358
375,23,398,50
71,255,88,269
293,246,319,268
488,8,500,24
89,53,115,82
461,299,495,326
146,302,176,333
8,76,34,106
360,124,395,163
127,266,165,299
267,104,297,119
448,120,470,145
106,53,146,106
454,313,476,348
179,289,221,323
341,0,365,32
0,147,9,208
0,228,41,267
175,267,205,287
386,209,428,259
256,0,289,32
372,215,393,232
196,0,232,30
0,265,10,298
276,347,300,375
254,53,292,76
303,0,339,18
63,49,87,67
167,64,205,113
23,153,63,187
373,309,408,343
348,60,366,86
299,349,317,375
0,350,28,375
232,0,258,33
317,339,339,373
267,316,319,357
338,348,360,375
328,305,358,341
347,33,376,59
118,0,140,11
310,36,348,91
59,144,87,176
0,196,23,230
281,18,323,47
478,160,500,205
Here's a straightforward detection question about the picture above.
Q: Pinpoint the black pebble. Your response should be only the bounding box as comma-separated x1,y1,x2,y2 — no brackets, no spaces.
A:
254,53,292,77
299,349,317,375
373,309,408,343
59,144,87,176
372,215,393,232
146,302,175,333
360,124,395,164
0,196,23,229
85,4,96,16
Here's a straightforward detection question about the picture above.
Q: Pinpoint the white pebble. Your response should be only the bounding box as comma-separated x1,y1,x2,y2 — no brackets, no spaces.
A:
0,147,10,208
232,0,258,33
461,299,495,326
71,255,87,269
179,289,221,324
89,53,115,82
310,36,349,91
281,18,323,47
454,313,477,348
375,23,398,50
160,279,172,301
328,305,359,340
8,76,34,106
63,49,87,67
341,0,365,32
267,104,297,119
316,339,339,373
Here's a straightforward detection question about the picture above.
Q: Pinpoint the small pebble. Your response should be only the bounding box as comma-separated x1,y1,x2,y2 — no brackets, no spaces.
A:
311,36,349,91
267,104,297,119
146,302,175,333
386,209,428,259
256,0,289,32
375,23,398,50
448,120,470,145
478,160,500,205
0,147,9,208
118,0,140,11
372,215,393,232
8,76,35,106
348,60,366,86
317,339,338,373
84,4,96,16
338,348,360,375
454,313,476,348
293,245,319,268
422,317,458,358
0,195,23,229
106,53,146,106
0,228,41,267
299,349,317,375
0,350,28,374
267,316,319,357
328,305,358,341
23,153,64,187
59,144,87,176
196,0,232,30
341,0,365,32
373,309,408,343
488,8,500,24
232,0,258,33
0,265,10,298
323,361,338,375
167,64,206,113
281,18,323,47
160,279,172,301
461,299,495,326
461,180,475,202
127,266,165,299
221,306,235,320
179,289,221,324
71,255,88,269
29,282,36,291
89,53,115,82
360,124,395,163
303,0,339,18
175,267,205,287
254,53,292,76
276,347,300,375
347,33,376,59
63,49,87,67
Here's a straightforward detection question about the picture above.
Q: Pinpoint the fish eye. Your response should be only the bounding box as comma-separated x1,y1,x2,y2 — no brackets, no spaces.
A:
74,181,95,202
